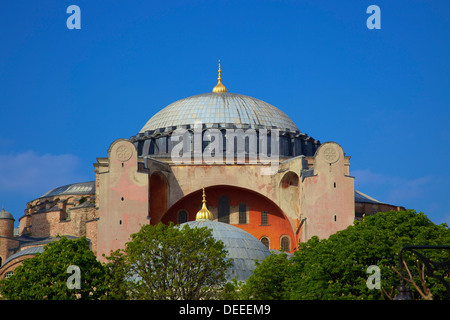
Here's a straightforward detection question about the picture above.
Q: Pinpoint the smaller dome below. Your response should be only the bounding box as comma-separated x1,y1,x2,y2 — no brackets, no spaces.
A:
2,246,44,266
180,220,270,281
0,206,14,220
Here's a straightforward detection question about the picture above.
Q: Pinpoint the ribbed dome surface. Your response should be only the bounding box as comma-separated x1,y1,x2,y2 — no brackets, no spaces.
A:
140,92,299,133
38,181,95,199
180,220,270,281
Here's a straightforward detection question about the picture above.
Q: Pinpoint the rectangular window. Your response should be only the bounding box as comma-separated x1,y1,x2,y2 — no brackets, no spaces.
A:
261,211,269,225
218,196,230,224
239,203,247,224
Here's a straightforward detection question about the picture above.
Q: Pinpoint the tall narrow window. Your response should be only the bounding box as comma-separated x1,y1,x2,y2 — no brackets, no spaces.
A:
178,210,188,224
280,236,290,252
218,195,230,224
239,203,247,224
261,211,268,225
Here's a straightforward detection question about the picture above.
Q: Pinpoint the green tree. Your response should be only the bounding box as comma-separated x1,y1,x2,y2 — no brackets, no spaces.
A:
230,210,449,300
107,222,232,300
0,236,108,300
102,249,130,300
285,210,450,300
240,252,290,300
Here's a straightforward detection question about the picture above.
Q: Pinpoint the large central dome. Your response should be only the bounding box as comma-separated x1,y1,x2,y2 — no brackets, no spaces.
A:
130,62,320,158
139,92,300,133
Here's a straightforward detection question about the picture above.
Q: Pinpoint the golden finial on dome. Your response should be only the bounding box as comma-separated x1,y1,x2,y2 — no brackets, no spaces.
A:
212,60,227,93
196,185,213,220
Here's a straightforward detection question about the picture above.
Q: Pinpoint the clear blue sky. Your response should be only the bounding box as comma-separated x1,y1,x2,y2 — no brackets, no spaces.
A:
0,0,449,227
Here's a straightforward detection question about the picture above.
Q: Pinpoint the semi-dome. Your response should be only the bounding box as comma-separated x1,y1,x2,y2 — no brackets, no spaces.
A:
181,186,270,281
180,220,271,281
140,92,300,133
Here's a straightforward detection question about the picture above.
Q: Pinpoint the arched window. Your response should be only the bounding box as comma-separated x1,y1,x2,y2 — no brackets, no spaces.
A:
238,203,247,224
260,237,270,249
280,236,290,252
178,210,188,224
218,195,230,224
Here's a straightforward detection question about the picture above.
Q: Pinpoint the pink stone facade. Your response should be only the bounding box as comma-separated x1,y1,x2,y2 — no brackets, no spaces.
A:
0,138,404,278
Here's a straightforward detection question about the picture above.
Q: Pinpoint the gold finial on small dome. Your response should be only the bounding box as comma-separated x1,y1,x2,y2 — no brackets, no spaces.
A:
196,185,213,220
212,60,227,93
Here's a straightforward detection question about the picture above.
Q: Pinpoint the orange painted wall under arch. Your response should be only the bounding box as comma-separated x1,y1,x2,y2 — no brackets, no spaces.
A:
160,185,297,253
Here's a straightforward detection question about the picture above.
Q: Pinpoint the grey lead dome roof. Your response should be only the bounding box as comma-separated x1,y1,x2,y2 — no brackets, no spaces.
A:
180,220,271,281
38,181,95,199
140,92,300,133
0,207,14,220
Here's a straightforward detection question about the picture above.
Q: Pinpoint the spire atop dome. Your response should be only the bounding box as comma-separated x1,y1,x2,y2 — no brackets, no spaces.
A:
212,60,227,93
196,186,213,220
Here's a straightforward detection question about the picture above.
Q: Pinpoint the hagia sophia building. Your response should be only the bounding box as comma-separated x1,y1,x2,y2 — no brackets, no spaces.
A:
0,62,404,281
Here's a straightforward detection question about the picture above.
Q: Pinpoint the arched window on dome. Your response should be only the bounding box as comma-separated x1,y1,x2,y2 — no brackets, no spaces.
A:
218,195,230,224
280,236,290,252
178,210,188,224
260,237,270,249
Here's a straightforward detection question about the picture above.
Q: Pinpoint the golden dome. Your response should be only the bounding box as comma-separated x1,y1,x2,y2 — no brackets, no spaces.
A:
212,60,227,93
196,186,213,220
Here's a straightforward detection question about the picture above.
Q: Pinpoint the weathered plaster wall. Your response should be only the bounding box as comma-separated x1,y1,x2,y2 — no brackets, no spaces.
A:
96,139,149,261
300,142,355,241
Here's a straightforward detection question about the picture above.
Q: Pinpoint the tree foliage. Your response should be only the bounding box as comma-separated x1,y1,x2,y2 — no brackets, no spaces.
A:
239,252,290,300
2,210,448,300
0,236,107,300
107,222,232,300
239,210,450,300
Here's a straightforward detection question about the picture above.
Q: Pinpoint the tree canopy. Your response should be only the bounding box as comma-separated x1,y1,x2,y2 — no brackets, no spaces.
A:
2,210,448,300
239,210,450,300
1,223,232,300
0,236,107,300
239,251,290,300
106,222,233,300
